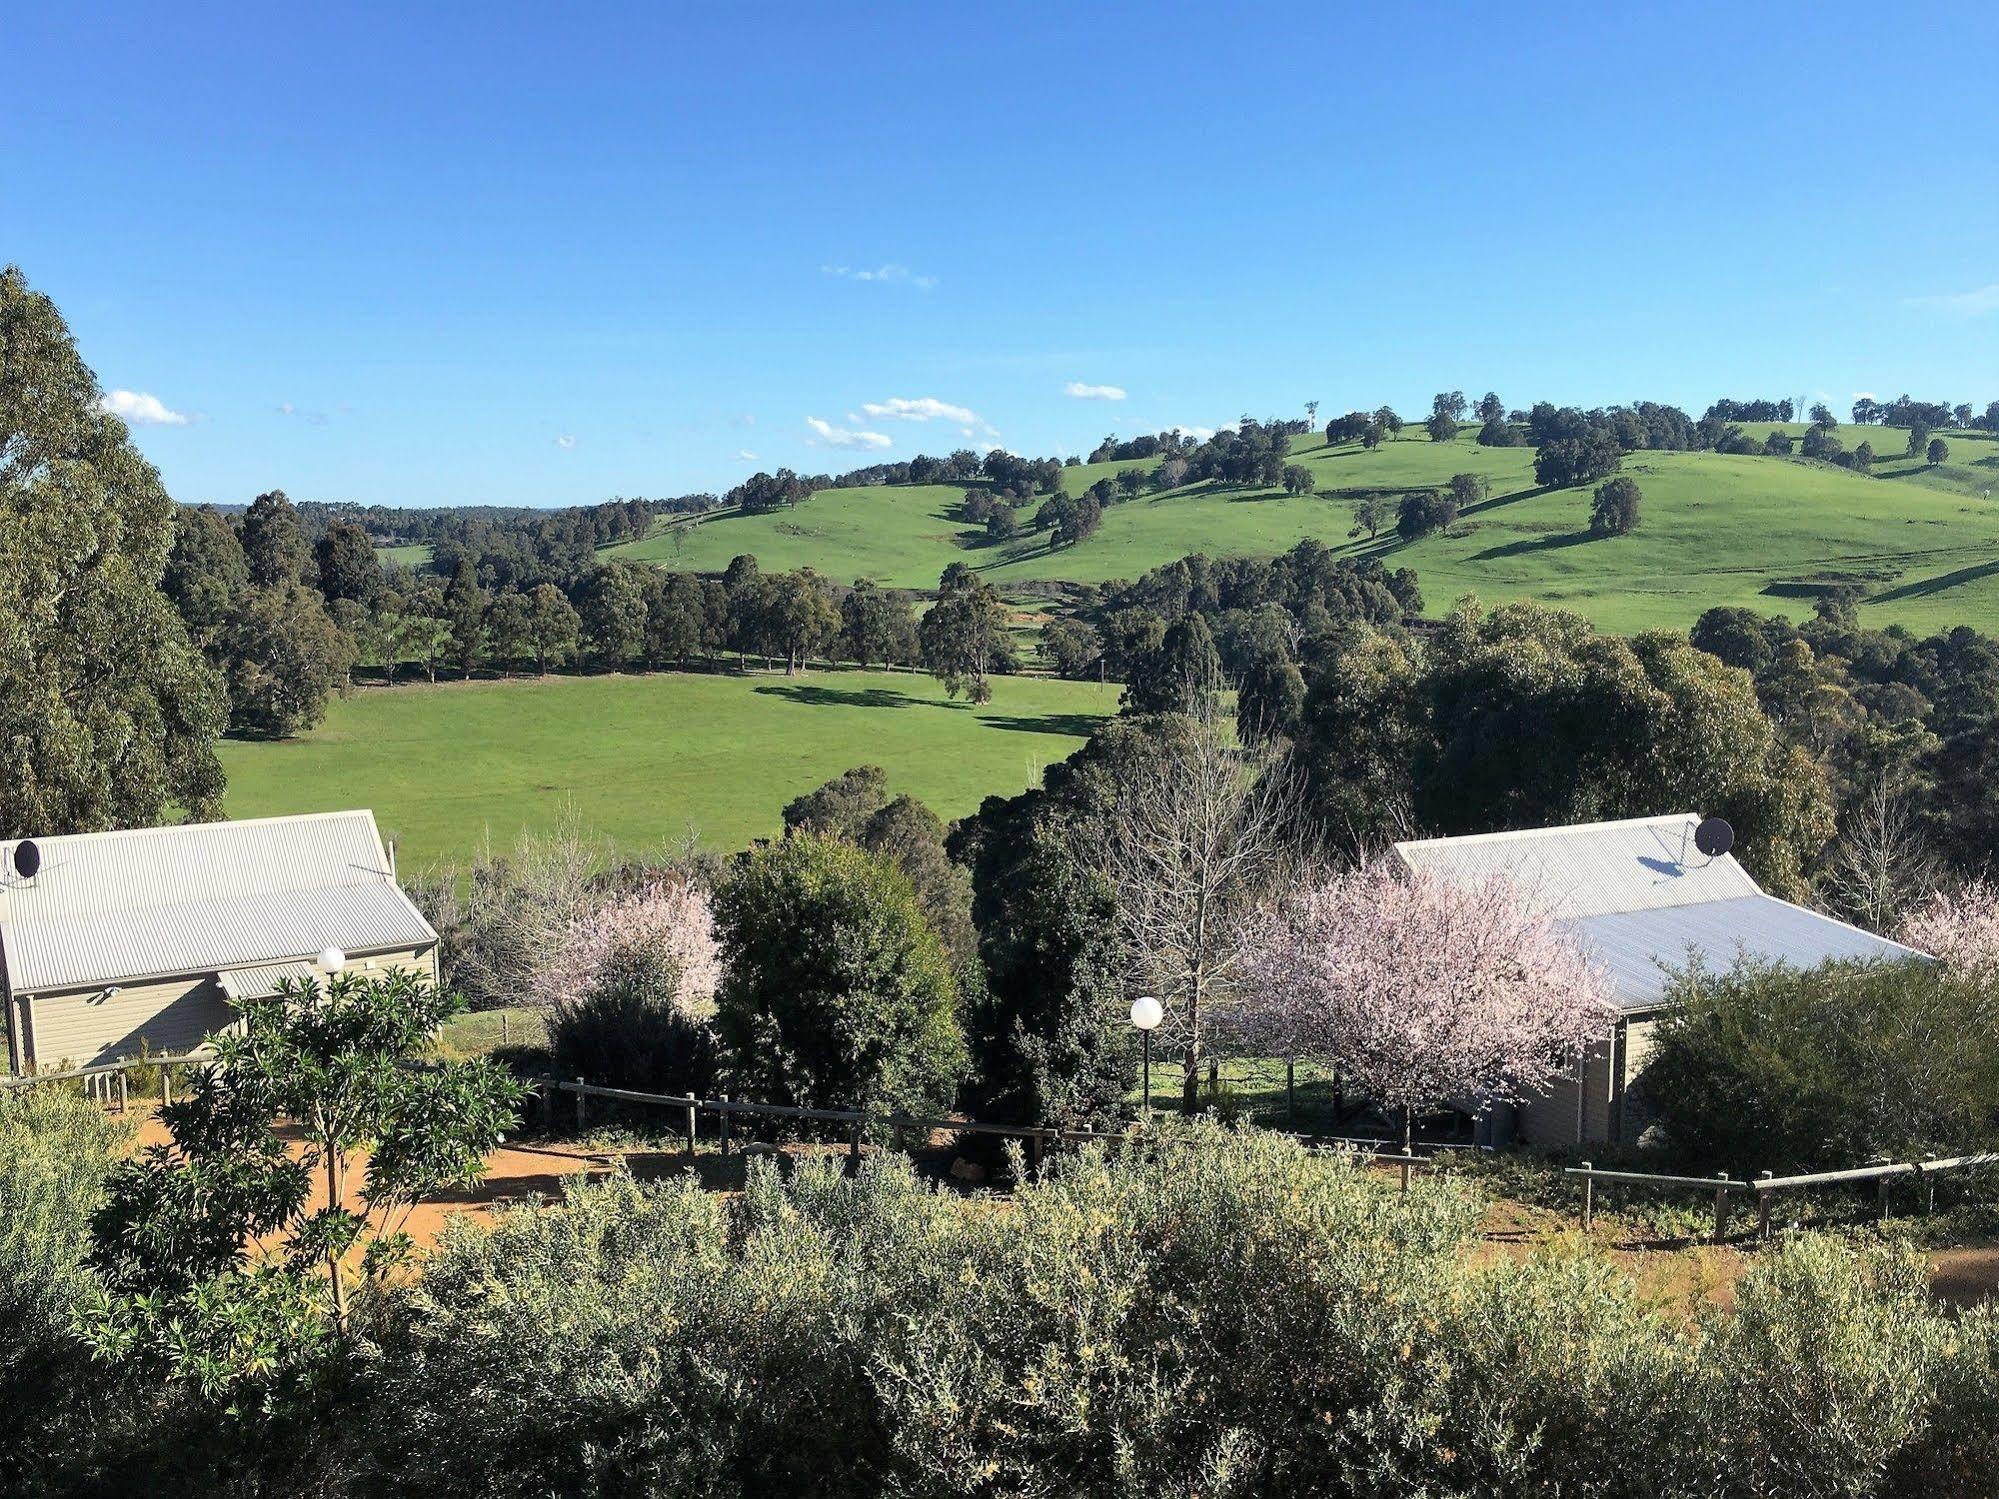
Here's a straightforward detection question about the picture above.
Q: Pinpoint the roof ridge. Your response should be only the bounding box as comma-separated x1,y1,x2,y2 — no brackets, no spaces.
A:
1,809,382,852
1392,813,1699,853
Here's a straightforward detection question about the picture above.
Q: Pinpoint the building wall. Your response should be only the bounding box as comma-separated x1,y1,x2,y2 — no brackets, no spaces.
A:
27,974,235,1069
1517,1014,1665,1149
17,944,438,1070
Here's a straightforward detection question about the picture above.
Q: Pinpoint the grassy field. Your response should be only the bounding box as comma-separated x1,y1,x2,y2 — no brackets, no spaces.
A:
606,429,1999,634
376,542,434,568
218,666,1116,870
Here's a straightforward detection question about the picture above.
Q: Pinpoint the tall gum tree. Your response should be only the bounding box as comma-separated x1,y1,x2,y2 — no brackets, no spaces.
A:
0,265,227,836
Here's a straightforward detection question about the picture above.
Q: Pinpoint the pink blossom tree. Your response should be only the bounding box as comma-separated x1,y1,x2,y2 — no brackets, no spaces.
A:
1235,861,1613,1147
1896,881,1999,975
532,876,722,1020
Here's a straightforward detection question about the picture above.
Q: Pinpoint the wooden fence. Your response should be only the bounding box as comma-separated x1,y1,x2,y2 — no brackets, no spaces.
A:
544,1075,1451,1187
1567,1151,1999,1243
0,1053,205,1110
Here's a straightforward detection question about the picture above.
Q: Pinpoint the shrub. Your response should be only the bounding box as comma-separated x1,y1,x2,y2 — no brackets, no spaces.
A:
1643,957,1999,1172
0,1089,127,1491
713,837,964,1113
547,947,723,1099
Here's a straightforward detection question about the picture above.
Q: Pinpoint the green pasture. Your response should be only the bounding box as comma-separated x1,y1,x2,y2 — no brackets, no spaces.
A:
217,666,1117,872
604,429,1999,634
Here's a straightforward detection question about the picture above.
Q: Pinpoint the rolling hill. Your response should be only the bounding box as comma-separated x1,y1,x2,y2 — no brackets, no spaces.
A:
605,426,1999,634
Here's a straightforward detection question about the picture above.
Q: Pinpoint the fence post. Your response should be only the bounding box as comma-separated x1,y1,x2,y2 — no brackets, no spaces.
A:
501,1011,510,1047
162,1066,172,1108
1878,1173,1890,1225
574,1078,587,1134
848,1116,863,1173
1581,1161,1594,1232
1758,1171,1773,1238
118,1071,128,1115
684,1102,698,1164
1925,1163,1937,1217
1286,1058,1296,1126
1398,1156,1412,1194
1207,1059,1219,1101
719,1095,732,1159
539,1073,557,1122
1713,1174,1731,1244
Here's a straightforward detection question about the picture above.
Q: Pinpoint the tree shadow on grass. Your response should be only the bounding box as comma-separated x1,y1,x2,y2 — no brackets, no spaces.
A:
752,683,926,711
1866,557,1999,603
1469,529,1597,562
980,711,1107,738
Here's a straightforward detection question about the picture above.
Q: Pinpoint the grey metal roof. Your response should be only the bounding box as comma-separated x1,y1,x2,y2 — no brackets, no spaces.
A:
0,812,436,994
1395,813,1763,917
1394,815,1927,1014
1562,894,1925,1013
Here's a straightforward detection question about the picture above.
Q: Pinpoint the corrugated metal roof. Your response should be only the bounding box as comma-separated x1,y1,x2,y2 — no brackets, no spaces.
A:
1394,814,1761,917
1563,895,1925,1012
1,811,437,993
1393,815,1927,1013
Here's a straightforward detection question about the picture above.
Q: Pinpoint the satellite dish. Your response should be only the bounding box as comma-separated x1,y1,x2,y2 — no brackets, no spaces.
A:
1693,816,1735,860
12,840,40,879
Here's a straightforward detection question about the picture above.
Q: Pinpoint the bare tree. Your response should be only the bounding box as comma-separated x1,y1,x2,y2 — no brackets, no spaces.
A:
1823,778,1938,932
1092,691,1310,1111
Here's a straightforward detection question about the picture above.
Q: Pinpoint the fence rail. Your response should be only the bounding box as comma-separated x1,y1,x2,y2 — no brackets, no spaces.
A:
1564,1150,1999,1242
1,1052,205,1111
546,1076,1451,1187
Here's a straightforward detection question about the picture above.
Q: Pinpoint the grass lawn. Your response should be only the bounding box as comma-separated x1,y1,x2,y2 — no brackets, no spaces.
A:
605,430,1999,635
375,542,434,568
218,666,1117,871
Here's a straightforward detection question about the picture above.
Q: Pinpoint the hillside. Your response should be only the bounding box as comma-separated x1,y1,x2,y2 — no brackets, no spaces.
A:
217,667,1116,869
607,427,1999,634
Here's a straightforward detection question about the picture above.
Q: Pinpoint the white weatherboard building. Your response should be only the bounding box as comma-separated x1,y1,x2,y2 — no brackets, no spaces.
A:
1,811,438,1073
1393,813,1925,1146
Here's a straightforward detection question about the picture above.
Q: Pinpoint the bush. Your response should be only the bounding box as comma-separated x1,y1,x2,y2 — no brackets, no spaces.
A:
713,837,964,1113
547,948,723,1099
0,1090,127,1491
1643,957,1999,1172
351,1123,1999,1498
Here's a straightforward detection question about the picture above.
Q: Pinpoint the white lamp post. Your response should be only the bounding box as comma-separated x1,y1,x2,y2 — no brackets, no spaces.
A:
317,946,346,974
1129,995,1163,1118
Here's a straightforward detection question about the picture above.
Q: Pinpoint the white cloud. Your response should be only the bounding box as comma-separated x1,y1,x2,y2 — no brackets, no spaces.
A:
275,400,330,426
99,389,188,426
806,416,892,450
860,396,979,425
1852,391,1876,402
1171,424,1216,441
1065,381,1127,401
554,434,577,450
1908,283,1999,316
738,449,759,462
821,263,937,289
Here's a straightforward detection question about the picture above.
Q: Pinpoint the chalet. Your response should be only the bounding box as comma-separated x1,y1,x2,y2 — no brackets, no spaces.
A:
1393,813,1926,1146
1,811,438,1073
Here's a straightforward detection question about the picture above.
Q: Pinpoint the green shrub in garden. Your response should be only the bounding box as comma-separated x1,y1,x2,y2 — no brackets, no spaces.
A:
713,835,964,1114
1644,957,1999,1172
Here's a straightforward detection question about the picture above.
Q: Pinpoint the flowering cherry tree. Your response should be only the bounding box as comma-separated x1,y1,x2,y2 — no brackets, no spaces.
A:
1235,861,1612,1146
1896,881,1999,975
533,876,722,1016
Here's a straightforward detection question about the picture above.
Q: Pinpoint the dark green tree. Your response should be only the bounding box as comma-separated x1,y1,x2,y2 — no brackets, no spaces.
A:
0,267,227,835
713,837,964,1113
920,567,1010,703
239,488,313,587
163,504,251,653
224,583,355,737
314,520,381,604
1589,475,1642,536
527,582,581,673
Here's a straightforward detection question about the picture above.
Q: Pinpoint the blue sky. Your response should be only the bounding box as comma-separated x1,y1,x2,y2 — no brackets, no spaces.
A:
7,2,1996,509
